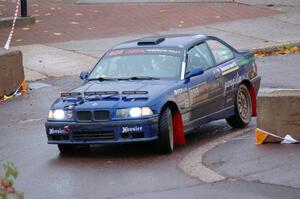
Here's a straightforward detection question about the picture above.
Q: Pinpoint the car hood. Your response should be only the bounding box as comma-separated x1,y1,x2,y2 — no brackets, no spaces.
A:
53,80,176,109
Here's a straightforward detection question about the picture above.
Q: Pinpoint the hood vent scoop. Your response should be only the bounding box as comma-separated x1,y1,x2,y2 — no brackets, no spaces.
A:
137,37,165,45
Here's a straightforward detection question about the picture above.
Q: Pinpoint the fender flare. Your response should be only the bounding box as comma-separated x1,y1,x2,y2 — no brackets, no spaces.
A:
241,80,257,117
160,101,185,145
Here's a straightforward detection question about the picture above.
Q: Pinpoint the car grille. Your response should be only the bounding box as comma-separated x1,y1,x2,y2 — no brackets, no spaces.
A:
94,110,110,121
77,111,92,121
73,131,115,141
76,110,110,121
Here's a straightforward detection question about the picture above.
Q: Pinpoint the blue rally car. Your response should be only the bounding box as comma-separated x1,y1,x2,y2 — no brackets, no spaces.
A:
45,34,260,154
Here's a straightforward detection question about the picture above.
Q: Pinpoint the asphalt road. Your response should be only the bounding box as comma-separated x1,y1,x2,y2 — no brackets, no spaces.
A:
257,53,300,89
1,54,300,198
205,133,300,189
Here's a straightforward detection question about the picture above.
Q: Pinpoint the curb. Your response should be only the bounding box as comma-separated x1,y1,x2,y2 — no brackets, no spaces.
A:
0,16,35,28
178,126,254,183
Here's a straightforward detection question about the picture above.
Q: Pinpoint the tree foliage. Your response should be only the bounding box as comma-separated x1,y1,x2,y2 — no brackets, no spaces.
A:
0,163,24,199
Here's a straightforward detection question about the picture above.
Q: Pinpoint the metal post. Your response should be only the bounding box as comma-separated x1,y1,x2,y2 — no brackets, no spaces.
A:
20,0,27,17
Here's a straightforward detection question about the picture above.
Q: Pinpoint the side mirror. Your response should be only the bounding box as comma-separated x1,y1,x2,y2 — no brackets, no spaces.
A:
186,67,204,79
80,71,89,80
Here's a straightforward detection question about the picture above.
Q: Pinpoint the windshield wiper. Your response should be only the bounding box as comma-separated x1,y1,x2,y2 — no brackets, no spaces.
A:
116,78,131,81
88,77,117,82
129,76,160,80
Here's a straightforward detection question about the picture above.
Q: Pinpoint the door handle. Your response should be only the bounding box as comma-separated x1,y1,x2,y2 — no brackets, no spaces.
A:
213,68,222,79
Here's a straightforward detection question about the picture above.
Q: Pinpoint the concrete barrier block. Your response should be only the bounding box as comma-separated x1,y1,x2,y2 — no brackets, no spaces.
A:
0,49,25,97
257,90,300,141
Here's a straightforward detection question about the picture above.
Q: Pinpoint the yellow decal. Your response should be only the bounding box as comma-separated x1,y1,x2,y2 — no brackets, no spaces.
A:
222,66,239,75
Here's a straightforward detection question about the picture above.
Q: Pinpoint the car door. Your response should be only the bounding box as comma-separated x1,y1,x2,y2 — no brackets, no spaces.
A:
206,39,238,108
186,42,219,121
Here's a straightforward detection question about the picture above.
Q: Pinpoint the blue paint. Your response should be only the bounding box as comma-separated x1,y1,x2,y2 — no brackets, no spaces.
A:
45,35,261,145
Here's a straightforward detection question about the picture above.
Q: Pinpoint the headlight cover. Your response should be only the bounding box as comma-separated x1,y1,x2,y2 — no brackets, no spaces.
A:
48,109,73,120
116,107,153,118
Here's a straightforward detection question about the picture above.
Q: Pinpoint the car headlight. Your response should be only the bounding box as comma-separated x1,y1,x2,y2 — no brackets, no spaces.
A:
48,109,73,120
116,107,153,118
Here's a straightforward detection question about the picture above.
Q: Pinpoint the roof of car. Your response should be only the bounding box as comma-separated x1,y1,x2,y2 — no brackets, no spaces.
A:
110,34,208,50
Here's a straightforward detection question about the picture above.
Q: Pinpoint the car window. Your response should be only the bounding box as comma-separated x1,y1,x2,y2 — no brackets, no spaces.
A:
206,40,234,65
187,43,215,72
88,49,182,79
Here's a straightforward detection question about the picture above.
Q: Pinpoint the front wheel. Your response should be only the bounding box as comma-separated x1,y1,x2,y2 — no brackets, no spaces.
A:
226,84,252,128
155,107,174,154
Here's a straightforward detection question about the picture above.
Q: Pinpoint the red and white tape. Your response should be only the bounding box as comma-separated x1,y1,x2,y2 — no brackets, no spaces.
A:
4,0,21,50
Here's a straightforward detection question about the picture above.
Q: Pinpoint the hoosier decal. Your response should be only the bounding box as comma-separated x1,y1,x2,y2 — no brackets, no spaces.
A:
49,128,66,135
122,126,143,133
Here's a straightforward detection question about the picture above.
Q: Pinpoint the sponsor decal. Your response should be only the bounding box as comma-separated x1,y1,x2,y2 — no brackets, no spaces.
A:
49,128,67,135
174,87,189,109
209,80,222,92
189,87,200,98
146,49,181,54
108,50,124,56
189,83,209,106
189,83,208,98
126,49,145,54
122,126,143,133
219,61,239,75
225,73,242,91
174,88,188,96
108,49,180,57
184,99,190,109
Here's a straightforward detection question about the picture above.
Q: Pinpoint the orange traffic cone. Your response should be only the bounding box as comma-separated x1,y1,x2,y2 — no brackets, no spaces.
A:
255,128,283,144
21,80,27,95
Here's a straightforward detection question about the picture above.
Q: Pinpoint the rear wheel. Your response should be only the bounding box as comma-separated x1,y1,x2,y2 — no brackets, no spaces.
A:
226,84,252,128
155,107,174,154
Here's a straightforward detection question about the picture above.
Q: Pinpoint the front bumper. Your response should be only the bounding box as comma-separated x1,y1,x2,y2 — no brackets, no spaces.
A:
45,116,159,144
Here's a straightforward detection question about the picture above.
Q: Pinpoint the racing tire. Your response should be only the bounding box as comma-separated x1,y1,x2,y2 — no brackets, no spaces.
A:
226,84,252,128
155,107,174,154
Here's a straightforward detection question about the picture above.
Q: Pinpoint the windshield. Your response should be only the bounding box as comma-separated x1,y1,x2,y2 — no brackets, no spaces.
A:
88,48,182,80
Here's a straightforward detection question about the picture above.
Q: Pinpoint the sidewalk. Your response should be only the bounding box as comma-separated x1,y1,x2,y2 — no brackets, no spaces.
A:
15,10,300,81
0,1,278,46
1,1,300,82
49,10,300,59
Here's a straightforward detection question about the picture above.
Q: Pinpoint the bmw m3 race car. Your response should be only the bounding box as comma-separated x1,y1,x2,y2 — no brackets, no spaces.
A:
45,34,261,154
